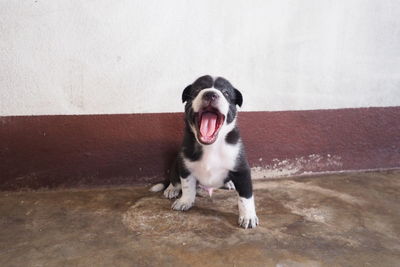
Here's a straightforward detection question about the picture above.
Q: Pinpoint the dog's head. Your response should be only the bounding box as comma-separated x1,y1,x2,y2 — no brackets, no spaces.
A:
182,75,243,145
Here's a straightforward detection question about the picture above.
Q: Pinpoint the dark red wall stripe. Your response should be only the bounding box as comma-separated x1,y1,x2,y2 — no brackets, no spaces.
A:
1,107,399,190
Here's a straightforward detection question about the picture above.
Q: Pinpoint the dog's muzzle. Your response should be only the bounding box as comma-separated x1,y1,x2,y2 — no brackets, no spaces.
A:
195,92,225,145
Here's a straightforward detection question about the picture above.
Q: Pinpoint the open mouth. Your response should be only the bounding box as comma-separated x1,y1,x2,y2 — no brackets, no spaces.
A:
196,107,225,145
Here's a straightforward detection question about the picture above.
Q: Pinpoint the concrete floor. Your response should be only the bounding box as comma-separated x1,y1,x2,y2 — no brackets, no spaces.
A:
1,171,399,267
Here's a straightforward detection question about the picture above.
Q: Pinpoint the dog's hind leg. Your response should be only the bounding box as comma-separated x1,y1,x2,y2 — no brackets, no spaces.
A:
223,180,236,190
161,155,183,199
163,183,181,199
150,154,181,197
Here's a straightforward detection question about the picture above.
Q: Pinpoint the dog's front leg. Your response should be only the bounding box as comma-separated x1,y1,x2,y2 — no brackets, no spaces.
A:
237,195,258,229
171,175,196,211
230,170,259,229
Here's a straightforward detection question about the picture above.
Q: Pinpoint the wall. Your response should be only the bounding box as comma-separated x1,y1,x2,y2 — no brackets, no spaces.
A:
1,0,400,116
1,1,400,190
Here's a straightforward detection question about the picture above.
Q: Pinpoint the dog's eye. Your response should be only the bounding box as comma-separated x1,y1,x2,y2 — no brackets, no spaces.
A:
222,90,229,97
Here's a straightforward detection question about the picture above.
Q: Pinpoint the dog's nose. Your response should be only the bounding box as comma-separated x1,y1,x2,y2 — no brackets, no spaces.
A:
203,91,219,102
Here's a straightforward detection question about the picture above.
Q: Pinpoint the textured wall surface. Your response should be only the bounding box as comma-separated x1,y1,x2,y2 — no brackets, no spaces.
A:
1,0,400,116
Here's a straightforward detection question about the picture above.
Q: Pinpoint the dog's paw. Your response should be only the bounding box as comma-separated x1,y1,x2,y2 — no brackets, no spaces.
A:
171,198,194,211
224,181,236,190
163,184,180,199
196,186,208,197
238,215,259,229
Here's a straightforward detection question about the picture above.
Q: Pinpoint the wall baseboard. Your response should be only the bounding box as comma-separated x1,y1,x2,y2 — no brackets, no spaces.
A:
1,107,399,190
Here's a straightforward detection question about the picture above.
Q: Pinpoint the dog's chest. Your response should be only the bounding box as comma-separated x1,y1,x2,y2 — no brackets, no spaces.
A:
184,142,240,188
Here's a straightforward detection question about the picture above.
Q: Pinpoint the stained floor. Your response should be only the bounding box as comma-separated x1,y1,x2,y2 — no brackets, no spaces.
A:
1,170,400,267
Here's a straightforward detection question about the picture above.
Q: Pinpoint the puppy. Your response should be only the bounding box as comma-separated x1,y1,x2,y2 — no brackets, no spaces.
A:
151,75,258,229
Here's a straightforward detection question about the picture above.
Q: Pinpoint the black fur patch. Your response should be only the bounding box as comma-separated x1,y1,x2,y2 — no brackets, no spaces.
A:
193,75,213,90
181,127,203,162
177,154,190,179
226,104,237,124
224,147,253,198
214,77,243,107
169,154,190,184
225,128,240,144
227,169,253,199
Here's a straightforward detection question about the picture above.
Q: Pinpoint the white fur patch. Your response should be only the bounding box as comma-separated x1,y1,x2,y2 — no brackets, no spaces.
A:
183,137,240,189
238,195,259,229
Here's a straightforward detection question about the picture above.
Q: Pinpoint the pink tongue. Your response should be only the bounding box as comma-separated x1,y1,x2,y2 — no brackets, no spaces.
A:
200,112,217,138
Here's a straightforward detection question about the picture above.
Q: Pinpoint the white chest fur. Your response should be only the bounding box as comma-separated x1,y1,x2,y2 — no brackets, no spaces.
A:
183,139,240,188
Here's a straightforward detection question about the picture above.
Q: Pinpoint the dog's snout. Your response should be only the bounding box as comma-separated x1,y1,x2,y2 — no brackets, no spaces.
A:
203,91,219,102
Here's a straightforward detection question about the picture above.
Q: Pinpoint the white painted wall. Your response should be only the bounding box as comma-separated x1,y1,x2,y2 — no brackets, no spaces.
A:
1,0,399,116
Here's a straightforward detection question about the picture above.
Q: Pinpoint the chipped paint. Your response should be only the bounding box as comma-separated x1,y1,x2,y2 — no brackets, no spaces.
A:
251,154,343,179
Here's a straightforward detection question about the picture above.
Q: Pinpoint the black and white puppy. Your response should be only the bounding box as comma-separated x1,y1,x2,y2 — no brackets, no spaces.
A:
150,75,258,229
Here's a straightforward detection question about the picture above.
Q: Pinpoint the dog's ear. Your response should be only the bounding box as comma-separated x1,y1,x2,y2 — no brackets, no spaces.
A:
234,88,243,107
182,85,192,103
